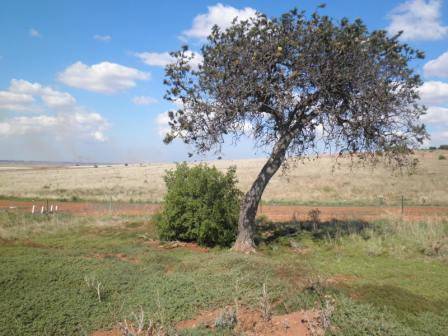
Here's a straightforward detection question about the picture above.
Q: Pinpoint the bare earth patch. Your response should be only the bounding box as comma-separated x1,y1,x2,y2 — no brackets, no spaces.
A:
90,329,121,336
2,200,448,222
176,306,322,336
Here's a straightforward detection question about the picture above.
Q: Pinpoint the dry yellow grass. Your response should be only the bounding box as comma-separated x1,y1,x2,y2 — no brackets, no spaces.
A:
0,150,447,206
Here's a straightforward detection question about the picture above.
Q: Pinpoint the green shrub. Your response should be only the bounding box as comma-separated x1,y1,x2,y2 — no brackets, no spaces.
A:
438,154,446,160
155,162,242,247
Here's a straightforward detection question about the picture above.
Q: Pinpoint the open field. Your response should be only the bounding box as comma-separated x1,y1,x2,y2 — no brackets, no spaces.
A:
0,150,447,206
2,199,448,223
1,150,448,335
1,211,447,335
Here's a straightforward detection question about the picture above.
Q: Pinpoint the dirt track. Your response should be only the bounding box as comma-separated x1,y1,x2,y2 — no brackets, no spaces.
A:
1,200,447,222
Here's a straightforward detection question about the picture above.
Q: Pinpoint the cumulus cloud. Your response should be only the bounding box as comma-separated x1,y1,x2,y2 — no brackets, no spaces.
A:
58,61,149,94
155,111,171,136
29,28,42,38
424,51,448,78
182,3,257,40
135,51,203,70
132,96,158,105
387,0,448,41
0,79,77,111
431,129,448,142
93,34,112,42
9,79,76,109
135,52,173,67
419,81,448,105
0,79,109,143
422,106,448,124
0,91,35,111
0,112,108,142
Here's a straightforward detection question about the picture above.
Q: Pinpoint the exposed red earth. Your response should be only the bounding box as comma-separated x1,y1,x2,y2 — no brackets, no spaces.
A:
91,306,322,336
1,200,447,222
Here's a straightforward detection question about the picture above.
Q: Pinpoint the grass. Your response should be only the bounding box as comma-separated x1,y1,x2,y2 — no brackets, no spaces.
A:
1,211,448,335
1,150,448,206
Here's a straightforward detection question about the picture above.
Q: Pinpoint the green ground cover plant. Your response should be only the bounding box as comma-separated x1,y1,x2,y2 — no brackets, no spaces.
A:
0,210,447,335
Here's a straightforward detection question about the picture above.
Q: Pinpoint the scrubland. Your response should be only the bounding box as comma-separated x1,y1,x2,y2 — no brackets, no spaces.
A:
1,150,448,335
0,150,447,206
1,210,447,335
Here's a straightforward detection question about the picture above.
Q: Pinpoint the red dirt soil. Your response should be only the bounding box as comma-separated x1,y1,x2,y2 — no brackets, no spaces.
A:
91,307,322,336
2,200,447,222
176,306,322,336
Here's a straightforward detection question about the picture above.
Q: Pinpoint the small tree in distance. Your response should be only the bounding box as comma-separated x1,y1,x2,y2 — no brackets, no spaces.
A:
163,6,428,252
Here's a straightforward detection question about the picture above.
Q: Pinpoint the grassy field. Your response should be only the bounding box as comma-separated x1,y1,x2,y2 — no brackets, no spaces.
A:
0,150,447,206
1,210,447,335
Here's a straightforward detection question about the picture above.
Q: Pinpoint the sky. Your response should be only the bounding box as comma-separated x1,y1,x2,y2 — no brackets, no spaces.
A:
0,0,448,163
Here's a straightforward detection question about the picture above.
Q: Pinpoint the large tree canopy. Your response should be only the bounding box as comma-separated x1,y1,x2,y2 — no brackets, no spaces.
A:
163,8,428,252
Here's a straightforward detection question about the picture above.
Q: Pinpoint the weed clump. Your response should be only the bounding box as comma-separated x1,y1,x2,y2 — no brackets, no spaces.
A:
155,162,242,247
214,307,237,329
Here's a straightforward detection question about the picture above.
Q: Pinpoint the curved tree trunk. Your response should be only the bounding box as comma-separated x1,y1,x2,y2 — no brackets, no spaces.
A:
232,131,296,252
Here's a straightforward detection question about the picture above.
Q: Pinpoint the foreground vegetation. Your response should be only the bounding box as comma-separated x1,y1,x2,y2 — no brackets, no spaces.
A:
0,150,447,206
1,210,447,335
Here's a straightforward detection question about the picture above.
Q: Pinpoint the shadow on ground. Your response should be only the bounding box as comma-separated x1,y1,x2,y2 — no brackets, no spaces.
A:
255,217,378,245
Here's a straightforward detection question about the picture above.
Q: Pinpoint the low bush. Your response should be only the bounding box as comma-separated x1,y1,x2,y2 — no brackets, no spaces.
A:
155,162,242,247
438,154,446,160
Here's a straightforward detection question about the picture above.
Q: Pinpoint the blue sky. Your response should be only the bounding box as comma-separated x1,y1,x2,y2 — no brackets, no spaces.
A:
0,0,448,163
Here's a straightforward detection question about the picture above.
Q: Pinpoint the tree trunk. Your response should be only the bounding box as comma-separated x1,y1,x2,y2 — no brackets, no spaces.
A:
232,131,296,252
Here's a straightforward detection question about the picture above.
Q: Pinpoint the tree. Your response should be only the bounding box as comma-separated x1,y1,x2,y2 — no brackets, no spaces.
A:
162,7,428,252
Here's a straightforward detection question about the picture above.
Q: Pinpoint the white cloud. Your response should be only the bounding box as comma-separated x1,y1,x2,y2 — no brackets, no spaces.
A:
135,51,203,70
0,91,35,111
135,52,173,67
182,3,257,40
422,106,448,124
0,79,77,111
156,111,171,136
0,111,108,142
0,79,109,142
132,96,158,105
9,79,76,109
93,34,112,42
29,28,42,38
419,81,448,105
58,61,149,94
430,129,448,143
424,51,448,78
419,104,448,146
387,0,448,41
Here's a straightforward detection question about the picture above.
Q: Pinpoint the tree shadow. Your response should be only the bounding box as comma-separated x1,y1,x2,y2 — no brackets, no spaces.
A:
255,217,379,245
